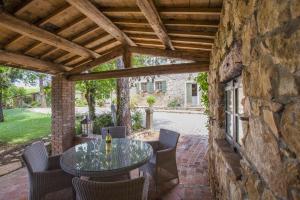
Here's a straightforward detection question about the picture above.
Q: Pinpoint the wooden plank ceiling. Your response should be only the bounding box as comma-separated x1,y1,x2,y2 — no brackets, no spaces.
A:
0,0,222,75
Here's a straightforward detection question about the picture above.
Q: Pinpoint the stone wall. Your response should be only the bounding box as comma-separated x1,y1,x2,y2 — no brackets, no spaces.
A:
131,73,201,107
51,75,75,155
208,0,300,199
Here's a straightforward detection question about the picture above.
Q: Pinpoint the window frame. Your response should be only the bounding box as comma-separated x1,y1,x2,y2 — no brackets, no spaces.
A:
140,82,147,93
155,81,163,92
225,76,243,151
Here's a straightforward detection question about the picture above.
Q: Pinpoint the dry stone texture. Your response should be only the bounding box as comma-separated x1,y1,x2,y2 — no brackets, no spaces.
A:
208,0,300,199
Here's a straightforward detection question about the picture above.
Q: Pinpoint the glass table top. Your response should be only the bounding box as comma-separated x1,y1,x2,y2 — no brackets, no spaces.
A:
60,138,153,177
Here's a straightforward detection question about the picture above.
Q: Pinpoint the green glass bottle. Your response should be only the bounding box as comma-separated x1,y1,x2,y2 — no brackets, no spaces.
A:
105,129,112,144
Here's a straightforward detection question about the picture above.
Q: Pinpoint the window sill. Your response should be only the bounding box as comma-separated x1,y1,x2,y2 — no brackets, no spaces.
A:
214,139,242,180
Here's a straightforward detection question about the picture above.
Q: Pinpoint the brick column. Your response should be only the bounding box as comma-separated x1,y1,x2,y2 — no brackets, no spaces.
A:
51,75,75,155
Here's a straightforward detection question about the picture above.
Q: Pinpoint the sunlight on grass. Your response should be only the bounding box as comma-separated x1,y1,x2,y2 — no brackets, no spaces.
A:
0,108,51,145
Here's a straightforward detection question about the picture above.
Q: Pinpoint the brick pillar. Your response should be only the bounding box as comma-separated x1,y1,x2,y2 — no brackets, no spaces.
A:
51,75,75,155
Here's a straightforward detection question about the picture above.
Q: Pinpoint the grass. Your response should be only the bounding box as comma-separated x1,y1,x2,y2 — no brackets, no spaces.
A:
0,108,51,145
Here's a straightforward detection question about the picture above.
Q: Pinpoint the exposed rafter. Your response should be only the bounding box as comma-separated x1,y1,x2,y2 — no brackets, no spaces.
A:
66,0,136,46
68,62,209,81
137,0,174,50
101,7,221,15
67,46,124,75
128,46,210,61
122,27,215,39
5,4,72,50
0,10,99,59
112,18,219,28
0,50,69,73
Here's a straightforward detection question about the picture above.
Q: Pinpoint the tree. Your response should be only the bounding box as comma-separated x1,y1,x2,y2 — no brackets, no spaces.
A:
21,72,50,108
76,61,116,120
0,66,23,122
116,57,132,135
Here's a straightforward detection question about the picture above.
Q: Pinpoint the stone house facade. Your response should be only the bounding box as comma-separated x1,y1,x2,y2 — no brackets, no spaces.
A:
208,0,300,200
130,73,202,108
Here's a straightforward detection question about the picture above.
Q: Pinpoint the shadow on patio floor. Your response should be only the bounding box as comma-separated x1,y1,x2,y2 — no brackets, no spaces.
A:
0,135,211,200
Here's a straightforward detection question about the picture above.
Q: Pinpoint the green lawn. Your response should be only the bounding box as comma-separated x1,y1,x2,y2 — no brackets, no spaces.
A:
0,108,51,145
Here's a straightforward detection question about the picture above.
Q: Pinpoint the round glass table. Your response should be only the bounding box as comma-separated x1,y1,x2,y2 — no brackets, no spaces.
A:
60,138,153,178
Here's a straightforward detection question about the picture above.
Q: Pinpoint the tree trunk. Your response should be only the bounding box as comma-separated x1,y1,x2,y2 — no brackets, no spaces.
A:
0,88,4,122
85,85,96,120
116,58,132,135
39,75,47,108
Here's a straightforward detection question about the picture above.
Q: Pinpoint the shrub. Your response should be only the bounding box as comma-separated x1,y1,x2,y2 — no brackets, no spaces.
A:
30,101,40,108
195,72,209,113
93,113,114,135
146,95,156,107
130,95,138,111
167,98,181,108
75,98,87,107
75,118,82,135
132,110,143,131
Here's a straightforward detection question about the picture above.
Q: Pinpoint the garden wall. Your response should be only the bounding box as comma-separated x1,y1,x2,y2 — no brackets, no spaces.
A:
208,0,300,199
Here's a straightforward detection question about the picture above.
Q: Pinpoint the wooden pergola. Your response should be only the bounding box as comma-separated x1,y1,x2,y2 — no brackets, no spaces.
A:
0,0,222,153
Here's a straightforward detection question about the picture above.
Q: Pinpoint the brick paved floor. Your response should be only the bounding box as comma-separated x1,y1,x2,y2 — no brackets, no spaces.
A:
0,135,211,200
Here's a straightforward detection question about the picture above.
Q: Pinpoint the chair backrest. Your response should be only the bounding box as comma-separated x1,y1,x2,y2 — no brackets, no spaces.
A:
72,176,146,200
101,126,126,139
22,141,48,173
159,129,180,149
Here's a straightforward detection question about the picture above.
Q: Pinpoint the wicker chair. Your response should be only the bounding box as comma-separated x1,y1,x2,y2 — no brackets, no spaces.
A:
101,126,126,139
72,176,149,200
139,129,180,191
22,141,73,200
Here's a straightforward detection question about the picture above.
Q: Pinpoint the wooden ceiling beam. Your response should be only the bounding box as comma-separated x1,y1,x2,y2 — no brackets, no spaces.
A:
68,62,209,81
101,7,221,15
127,34,214,45
0,49,69,73
122,27,215,39
67,46,124,75
0,11,99,59
137,0,174,50
66,0,136,46
133,40,212,51
128,46,209,61
112,18,219,28
5,4,72,49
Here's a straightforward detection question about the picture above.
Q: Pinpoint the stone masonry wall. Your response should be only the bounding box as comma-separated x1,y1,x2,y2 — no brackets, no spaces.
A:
51,75,75,155
208,0,300,200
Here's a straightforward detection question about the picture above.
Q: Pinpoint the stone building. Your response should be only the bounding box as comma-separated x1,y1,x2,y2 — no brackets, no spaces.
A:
208,0,300,199
130,73,202,108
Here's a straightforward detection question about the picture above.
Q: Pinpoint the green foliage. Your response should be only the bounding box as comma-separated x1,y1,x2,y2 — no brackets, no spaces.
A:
195,72,209,112
30,101,40,108
130,95,138,111
146,95,156,107
93,113,114,135
131,110,143,131
0,108,51,145
75,116,83,135
167,98,181,108
76,61,116,115
75,98,87,107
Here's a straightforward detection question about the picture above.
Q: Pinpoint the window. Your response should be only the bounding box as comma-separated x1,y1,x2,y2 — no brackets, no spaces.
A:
141,82,147,93
155,81,163,91
192,84,197,96
225,77,244,148
155,81,167,93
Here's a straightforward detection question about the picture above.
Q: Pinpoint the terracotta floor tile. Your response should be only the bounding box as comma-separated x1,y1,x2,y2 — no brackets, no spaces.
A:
0,135,211,200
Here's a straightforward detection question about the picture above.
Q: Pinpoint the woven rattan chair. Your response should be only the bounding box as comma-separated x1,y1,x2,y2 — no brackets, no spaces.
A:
101,126,126,139
22,141,73,200
72,176,149,200
139,129,180,191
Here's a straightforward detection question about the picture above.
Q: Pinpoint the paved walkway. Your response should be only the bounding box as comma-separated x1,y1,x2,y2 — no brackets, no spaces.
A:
0,135,211,200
